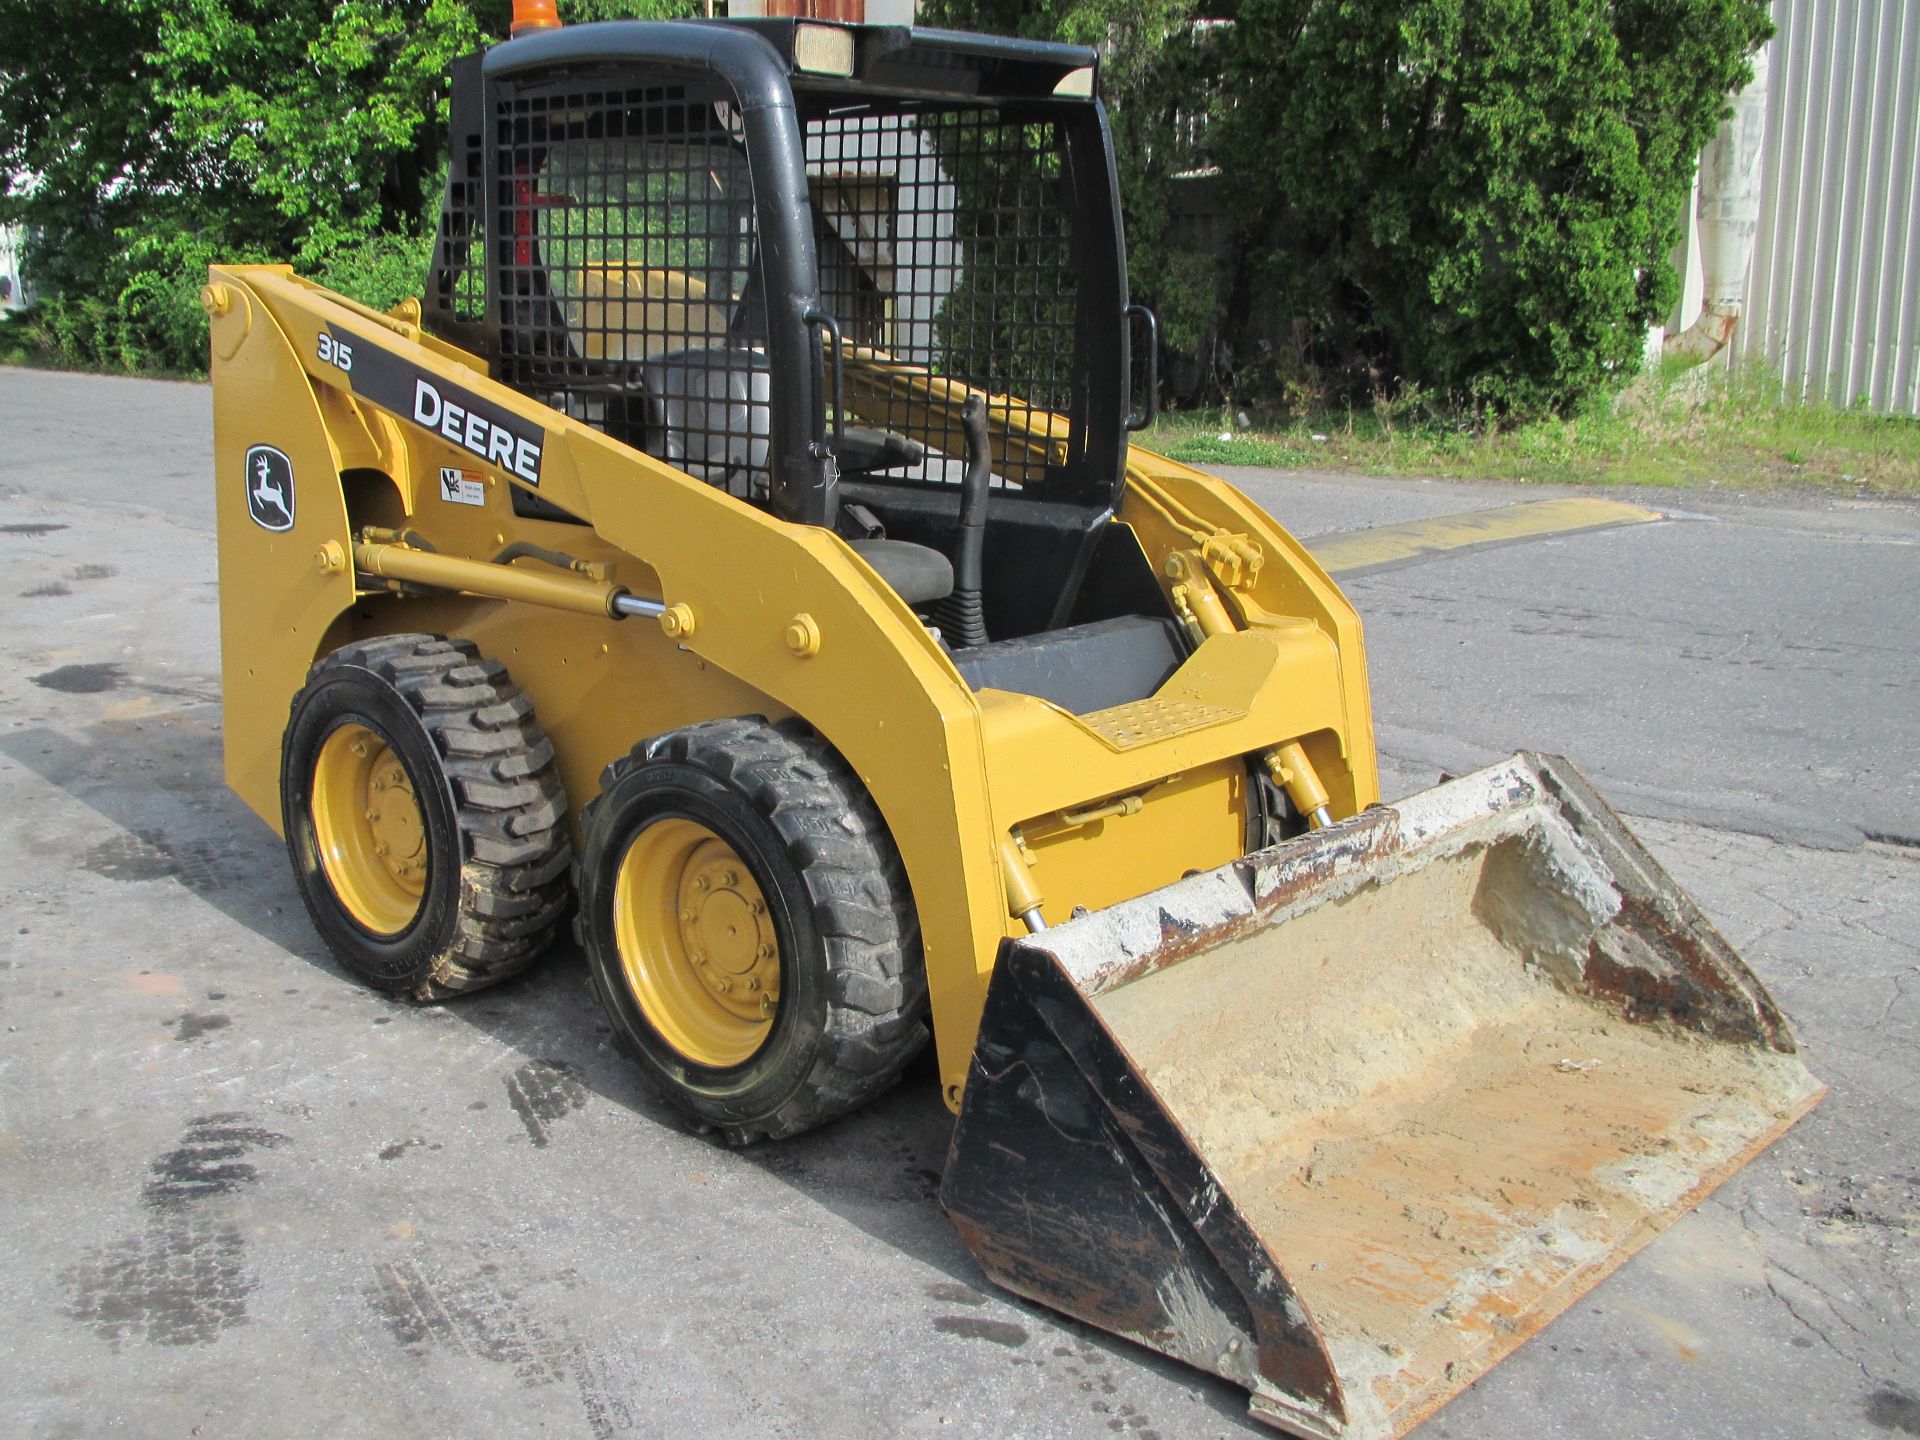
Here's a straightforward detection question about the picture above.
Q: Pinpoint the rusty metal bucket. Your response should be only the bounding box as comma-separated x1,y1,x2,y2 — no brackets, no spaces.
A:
942,753,1823,1440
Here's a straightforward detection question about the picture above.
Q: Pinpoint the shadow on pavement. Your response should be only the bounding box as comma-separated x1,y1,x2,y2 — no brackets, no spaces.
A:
4,693,1261,1432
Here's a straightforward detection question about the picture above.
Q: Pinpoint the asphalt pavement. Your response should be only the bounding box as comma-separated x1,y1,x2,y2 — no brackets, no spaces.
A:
1,368,1916,1440
1216,464,1920,851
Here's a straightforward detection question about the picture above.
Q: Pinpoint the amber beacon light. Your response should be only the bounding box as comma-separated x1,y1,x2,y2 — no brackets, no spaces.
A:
510,0,561,36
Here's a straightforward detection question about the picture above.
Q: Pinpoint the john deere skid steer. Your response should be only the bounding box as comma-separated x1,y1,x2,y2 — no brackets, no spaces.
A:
205,13,1821,1437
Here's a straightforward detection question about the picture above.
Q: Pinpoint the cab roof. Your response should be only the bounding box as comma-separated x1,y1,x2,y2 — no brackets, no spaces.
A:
483,17,1100,106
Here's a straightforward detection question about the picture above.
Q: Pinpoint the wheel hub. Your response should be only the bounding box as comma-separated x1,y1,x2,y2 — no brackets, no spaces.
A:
677,848,780,1019
366,753,426,882
310,722,428,935
613,818,782,1067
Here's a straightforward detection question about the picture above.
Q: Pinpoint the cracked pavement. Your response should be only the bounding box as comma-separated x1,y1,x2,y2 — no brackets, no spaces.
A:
1,370,1917,1438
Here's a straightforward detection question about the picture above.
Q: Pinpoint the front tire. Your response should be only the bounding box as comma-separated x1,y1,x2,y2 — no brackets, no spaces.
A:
576,718,927,1142
281,634,571,1000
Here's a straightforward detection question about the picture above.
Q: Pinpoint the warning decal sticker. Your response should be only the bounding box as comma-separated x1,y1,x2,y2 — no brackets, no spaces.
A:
438,467,486,506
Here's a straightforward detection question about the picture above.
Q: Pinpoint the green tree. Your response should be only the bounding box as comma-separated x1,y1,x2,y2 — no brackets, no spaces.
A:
928,0,1770,416
0,0,693,372
1215,0,1770,412
919,0,1217,354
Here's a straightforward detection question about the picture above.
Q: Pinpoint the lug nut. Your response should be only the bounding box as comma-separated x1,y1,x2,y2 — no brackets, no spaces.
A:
713,976,732,993
745,976,761,992
757,944,773,960
692,875,709,892
749,898,765,916
681,908,697,923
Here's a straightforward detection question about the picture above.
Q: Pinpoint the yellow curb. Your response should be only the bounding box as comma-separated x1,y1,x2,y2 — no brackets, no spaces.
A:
1309,497,1665,576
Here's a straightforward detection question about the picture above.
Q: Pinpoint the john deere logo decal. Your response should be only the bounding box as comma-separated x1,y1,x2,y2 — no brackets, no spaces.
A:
245,445,295,532
330,324,546,485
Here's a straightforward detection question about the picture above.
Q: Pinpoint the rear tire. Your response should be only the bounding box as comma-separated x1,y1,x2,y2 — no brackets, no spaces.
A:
281,634,571,1001
576,717,928,1142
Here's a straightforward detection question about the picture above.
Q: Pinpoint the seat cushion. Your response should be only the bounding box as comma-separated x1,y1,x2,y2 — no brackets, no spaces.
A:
849,538,954,606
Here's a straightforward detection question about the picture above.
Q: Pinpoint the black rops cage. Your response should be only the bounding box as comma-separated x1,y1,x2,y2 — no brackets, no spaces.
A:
426,23,1131,533
498,75,771,501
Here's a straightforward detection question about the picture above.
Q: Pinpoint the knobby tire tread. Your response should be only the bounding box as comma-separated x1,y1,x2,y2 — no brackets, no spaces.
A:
577,717,927,1142
312,634,572,1000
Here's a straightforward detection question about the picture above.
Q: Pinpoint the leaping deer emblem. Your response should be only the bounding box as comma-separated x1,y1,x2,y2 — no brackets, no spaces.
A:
246,448,293,529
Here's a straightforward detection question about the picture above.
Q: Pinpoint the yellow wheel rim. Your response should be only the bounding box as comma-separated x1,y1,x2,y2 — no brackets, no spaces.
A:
612,818,782,1068
310,722,428,936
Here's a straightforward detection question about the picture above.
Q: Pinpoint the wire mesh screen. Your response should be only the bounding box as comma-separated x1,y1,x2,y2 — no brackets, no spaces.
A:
428,128,488,332
494,80,772,501
488,80,1086,503
804,103,1083,489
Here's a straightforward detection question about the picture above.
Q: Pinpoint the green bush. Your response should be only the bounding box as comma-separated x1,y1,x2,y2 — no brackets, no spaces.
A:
10,227,440,376
0,0,696,376
315,231,441,314
4,0,1766,404
1214,0,1771,415
928,0,1770,418
15,225,235,375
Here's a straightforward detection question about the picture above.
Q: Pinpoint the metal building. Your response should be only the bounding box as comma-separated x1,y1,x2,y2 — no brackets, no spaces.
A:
1673,0,1920,415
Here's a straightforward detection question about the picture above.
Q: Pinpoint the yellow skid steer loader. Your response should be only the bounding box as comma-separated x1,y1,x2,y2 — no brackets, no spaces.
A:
204,13,1820,1437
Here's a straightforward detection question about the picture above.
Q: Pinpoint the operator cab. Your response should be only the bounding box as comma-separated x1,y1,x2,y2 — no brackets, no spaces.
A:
424,19,1174,705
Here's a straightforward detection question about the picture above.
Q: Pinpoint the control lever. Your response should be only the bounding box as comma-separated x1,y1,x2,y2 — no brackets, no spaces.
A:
933,394,992,648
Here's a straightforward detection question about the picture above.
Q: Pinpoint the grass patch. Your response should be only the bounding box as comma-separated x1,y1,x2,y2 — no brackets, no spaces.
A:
1144,368,1920,499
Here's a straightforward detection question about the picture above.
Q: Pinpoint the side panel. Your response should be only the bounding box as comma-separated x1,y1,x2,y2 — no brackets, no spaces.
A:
224,266,1012,1111
208,273,356,832
212,266,1385,1113
347,592,790,844
1018,759,1250,927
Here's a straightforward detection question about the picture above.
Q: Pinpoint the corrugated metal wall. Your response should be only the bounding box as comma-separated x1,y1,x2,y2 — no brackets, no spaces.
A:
1736,0,1920,414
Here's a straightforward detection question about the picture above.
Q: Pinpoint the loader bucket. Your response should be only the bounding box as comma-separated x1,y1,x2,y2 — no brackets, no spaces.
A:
941,754,1822,1440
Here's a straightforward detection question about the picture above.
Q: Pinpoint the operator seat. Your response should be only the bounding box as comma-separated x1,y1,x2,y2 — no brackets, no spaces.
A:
848,538,952,607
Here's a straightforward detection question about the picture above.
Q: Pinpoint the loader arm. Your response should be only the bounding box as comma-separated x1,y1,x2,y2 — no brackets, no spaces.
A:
211,263,1384,1109
835,340,1075,478
211,264,1006,1103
